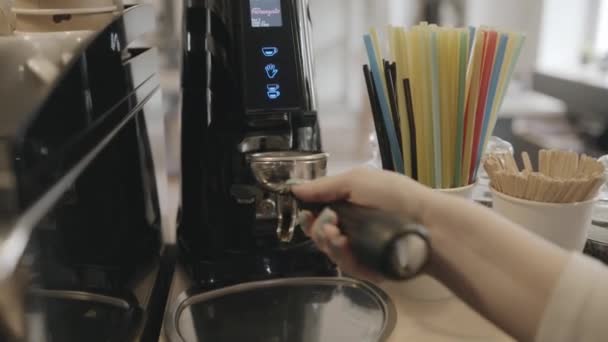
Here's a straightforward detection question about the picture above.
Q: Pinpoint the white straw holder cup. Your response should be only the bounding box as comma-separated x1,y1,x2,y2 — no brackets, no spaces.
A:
400,183,476,301
492,189,595,251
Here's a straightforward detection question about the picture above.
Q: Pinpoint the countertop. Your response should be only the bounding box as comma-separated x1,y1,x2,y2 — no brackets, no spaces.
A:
162,176,511,341
381,280,512,341
158,260,512,342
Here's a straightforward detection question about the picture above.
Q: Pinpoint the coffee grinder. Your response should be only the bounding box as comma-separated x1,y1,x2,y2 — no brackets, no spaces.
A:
179,0,334,289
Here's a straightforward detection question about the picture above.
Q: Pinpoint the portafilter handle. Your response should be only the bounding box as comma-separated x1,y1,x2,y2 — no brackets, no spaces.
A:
277,193,299,243
298,201,430,281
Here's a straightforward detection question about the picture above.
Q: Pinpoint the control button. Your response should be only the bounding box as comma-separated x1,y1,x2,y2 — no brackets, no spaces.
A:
265,64,279,79
267,84,281,100
262,46,279,57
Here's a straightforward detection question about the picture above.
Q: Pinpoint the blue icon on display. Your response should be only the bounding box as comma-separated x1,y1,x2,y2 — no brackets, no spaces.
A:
267,84,281,100
265,64,279,79
262,47,279,57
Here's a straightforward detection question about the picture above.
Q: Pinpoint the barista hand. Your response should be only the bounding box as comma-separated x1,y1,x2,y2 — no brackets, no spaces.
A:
293,167,575,342
292,167,435,282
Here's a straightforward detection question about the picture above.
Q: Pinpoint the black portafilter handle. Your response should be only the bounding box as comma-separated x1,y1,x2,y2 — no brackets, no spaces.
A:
298,201,430,281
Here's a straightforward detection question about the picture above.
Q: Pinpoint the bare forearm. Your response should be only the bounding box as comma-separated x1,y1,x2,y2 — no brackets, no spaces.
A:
417,192,570,342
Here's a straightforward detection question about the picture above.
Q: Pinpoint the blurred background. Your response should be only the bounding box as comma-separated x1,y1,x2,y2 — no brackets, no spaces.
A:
141,0,608,176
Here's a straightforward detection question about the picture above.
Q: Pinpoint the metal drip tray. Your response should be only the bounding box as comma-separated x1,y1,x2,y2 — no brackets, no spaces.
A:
165,277,396,342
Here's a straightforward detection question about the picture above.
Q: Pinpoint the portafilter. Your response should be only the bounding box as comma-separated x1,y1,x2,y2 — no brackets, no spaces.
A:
247,152,431,281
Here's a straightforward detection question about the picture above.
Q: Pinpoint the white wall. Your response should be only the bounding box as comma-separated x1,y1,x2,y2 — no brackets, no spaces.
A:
310,0,420,111
310,0,349,107
466,0,544,83
386,0,421,27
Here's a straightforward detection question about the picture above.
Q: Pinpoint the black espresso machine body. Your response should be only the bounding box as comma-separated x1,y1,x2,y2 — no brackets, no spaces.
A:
0,5,172,341
180,0,335,289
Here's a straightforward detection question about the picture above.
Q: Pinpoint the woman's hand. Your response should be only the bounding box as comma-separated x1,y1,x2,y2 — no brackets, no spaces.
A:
295,168,574,342
292,168,435,282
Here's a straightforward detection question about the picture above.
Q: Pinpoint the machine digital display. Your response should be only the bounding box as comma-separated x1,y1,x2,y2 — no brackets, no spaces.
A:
250,0,283,28
244,0,303,111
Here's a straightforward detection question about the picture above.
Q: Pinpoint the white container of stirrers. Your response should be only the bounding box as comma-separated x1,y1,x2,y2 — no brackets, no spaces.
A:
486,150,605,251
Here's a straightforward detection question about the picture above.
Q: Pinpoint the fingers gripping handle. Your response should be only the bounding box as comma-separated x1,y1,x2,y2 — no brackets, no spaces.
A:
299,201,430,280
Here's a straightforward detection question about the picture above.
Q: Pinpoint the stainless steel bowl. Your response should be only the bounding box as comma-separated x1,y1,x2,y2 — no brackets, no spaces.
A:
248,152,329,193
165,277,397,342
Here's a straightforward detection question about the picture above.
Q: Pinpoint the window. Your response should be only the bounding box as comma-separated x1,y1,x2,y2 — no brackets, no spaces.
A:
595,0,608,56
538,0,608,69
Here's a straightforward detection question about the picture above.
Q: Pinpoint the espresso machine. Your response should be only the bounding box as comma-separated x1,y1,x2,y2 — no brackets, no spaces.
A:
0,5,172,341
163,0,410,341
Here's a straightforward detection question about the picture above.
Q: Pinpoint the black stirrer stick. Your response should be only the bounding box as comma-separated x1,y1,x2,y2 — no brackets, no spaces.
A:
383,61,403,155
403,78,418,181
363,65,394,171
389,63,398,89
